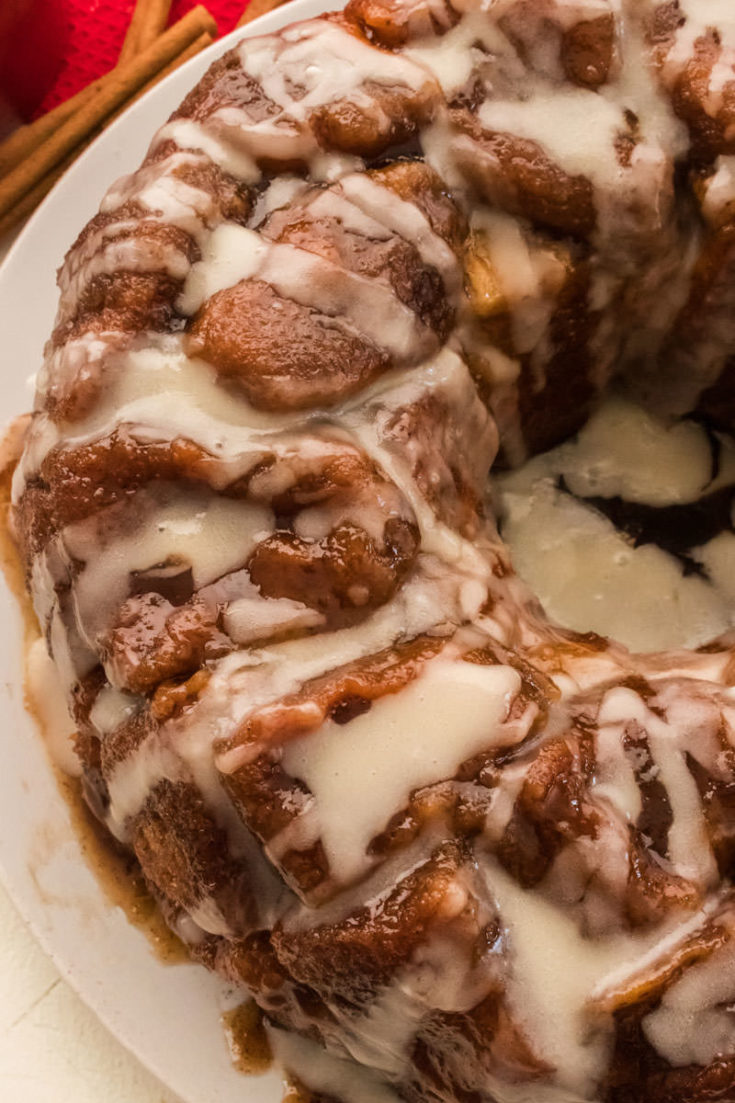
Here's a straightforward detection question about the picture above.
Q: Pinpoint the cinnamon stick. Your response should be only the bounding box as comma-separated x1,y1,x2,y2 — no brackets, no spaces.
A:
118,0,148,65
0,154,73,240
0,82,99,178
0,5,217,221
136,0,175,50
0,29,216,238
0,2,154,178
237,0,290,28
120,0,174,65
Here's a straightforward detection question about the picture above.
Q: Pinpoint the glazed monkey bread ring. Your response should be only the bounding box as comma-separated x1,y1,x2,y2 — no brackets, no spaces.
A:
12,0,735,1100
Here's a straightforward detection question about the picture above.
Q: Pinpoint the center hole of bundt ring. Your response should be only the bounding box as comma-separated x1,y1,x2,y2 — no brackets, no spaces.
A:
493,394,735,653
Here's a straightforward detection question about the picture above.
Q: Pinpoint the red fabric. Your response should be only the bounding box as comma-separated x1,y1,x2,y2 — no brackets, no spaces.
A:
0,0,71,120
0,0,250,123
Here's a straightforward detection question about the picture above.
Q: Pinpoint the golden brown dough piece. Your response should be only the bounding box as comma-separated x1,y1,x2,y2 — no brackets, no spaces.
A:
187,164,460,409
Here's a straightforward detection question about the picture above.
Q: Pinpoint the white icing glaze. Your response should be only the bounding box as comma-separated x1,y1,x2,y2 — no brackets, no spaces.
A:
187,897,234,939
281,656,521,882
211,563,490,777
57,238,191,327
499,482,732,652
407,10,522,99
25,637,81,777
88,686,139,738
645,727,719,889
63,493,273,652
104,558,489,843
268,1025,402,1103
177,223,267,312
643,938,735,1067
223,590,325,643
106,738,183,840
105,701,291,931
591,685,718,887
101,151,217,220
557,396,735,506
695,529,735,605
239,19,430,114
337,173,461,290
52,334,303,470
469,208,567,359
249,176,311,225
478,89,625,192
179,221,430,362
487,859,619,1098
346,349,498,574
702,154,735,221
152,18,435,174
496,395,735,652
484,862,724,1100
676,0,735,56
594,688,644,824
154,119,261,183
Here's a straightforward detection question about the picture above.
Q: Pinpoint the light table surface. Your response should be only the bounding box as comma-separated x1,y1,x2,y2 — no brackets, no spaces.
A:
0,876,180,1103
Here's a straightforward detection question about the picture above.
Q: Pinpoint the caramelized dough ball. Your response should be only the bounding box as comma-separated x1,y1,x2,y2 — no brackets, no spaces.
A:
187,279,390,410
346,0,461,47
248,518,418,624
561,15,616,88
187,165,462,410
449,109,596,236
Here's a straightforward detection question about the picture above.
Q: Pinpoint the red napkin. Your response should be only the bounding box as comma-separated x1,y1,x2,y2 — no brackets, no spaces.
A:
0,0,248,124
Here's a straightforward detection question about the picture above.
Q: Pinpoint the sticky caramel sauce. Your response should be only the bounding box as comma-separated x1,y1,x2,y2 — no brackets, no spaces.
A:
222,1000,274,1074
62,773,192,965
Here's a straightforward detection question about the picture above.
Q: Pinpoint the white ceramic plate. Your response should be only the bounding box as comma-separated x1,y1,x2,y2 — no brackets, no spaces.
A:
0,4,335,1100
